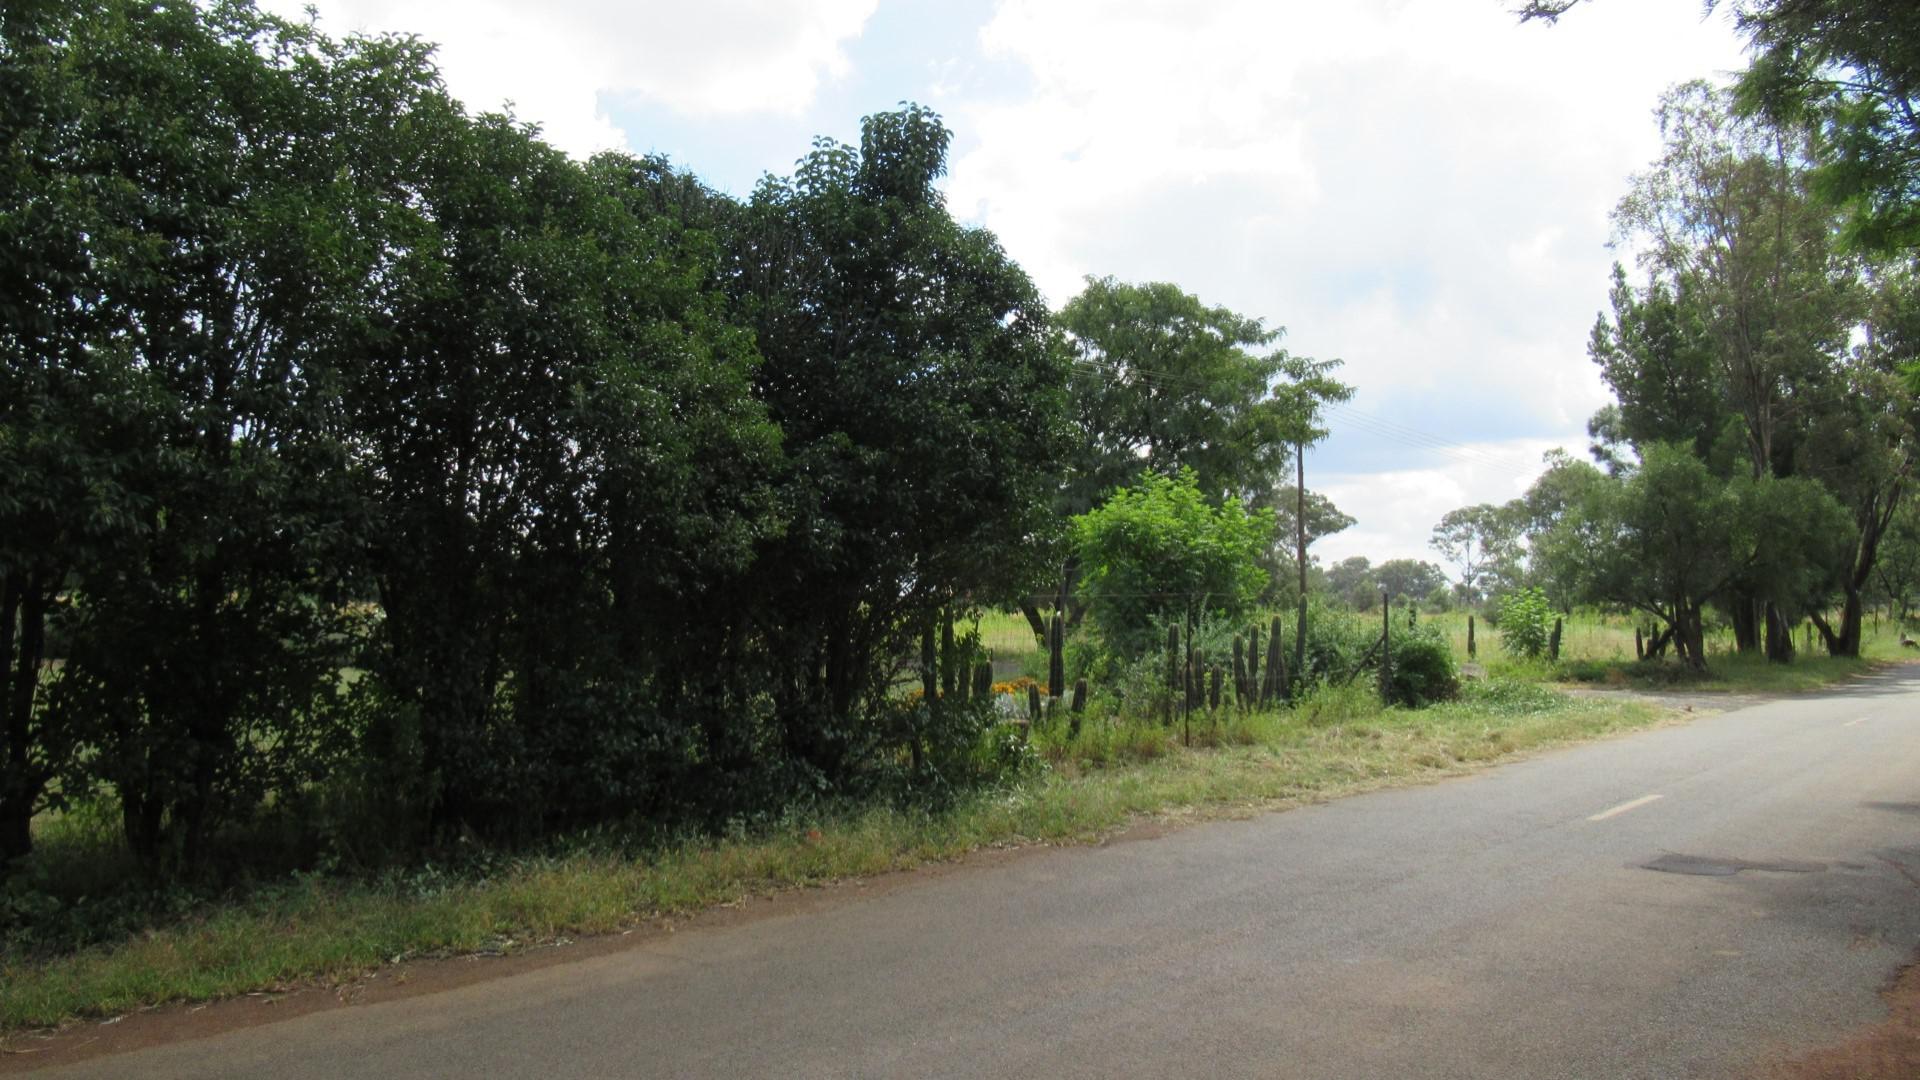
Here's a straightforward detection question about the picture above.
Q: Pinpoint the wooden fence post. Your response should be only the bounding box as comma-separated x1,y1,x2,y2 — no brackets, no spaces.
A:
1379,588,1392,705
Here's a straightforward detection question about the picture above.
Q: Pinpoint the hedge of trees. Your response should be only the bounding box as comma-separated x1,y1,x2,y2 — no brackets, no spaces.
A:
2,0,1356,882
0,0,1086,876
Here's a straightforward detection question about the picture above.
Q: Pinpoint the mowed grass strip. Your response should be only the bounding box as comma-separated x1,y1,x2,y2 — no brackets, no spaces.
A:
1,685,1661,1033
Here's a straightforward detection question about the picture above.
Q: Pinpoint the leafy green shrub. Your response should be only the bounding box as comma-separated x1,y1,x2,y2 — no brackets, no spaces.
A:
1074,469,1273,662
1387,633,1459,708
980,723,1048,780
1500,587,1554,659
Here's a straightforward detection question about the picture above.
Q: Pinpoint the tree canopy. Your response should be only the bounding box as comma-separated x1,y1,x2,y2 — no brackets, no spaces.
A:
1057,277,1347,512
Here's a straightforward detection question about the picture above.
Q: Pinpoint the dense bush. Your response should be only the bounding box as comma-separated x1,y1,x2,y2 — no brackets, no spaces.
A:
1385,633,1461,708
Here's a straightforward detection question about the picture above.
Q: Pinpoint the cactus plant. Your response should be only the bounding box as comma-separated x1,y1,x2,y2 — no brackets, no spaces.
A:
1261,617,1282,705
1248,624,1261,703
1231,635,1247,706
1048,613,1064,701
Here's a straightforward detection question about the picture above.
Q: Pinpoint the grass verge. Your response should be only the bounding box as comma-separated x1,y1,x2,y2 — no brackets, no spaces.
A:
1,681,1662,1033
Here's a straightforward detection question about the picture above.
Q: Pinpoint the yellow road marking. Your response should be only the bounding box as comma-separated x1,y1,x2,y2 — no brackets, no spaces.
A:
1588,794,1664,822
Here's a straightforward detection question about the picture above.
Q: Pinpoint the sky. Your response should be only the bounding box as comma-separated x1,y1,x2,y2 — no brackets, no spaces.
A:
262,0,1751,574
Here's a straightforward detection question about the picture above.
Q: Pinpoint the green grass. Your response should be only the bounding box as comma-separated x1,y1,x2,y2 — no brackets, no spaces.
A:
1420,608,1910,693
1,681,1661,1034
973,608,1044,658
1552,650,1893,693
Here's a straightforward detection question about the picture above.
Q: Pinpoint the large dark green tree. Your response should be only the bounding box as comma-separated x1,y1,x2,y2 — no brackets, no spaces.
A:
4,0,377,871
1545,443,1849,669
1601,81,1875,658
1059,278,1302,510
0,0,153,863
728,104,1071,781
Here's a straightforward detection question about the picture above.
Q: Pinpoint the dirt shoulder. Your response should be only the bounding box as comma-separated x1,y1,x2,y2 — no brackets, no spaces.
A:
1753,958,1920,1080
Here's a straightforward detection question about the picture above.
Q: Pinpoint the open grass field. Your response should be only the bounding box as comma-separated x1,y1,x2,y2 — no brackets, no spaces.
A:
972,603,1910,696
1422,608,1909,666
1420,607,1909,693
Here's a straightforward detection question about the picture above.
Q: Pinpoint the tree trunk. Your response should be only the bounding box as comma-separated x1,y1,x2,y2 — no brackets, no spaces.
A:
1018,603,1047,646
1651,626,1672,659
1730,594,1760,655
1673,603,1707,671
1810,609,1841,655
123,788,165,874
1833,584,1865,658
2,575,49,867
1763,602,1795,663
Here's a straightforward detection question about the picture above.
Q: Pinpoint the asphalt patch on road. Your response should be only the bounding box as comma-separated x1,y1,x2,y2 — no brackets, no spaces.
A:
1643,853,1828,877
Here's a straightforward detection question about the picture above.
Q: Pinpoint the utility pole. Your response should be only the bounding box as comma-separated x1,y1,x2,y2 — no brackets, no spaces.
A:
1294,439,1307,697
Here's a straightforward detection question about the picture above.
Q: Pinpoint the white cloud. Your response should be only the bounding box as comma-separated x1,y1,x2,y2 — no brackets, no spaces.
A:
946,0,1746,562
1313,436,1574,569
263,0,877,157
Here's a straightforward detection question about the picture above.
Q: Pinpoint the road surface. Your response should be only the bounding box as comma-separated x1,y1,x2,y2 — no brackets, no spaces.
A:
33,666,1920,1078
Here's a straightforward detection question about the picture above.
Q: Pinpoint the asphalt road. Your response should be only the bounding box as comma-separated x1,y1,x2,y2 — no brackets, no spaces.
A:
39,666,1920,1079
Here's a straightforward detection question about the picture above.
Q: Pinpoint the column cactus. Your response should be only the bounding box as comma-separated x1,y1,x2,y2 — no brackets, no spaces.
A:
1048,613,1064,701
1247,624,1261,705
1231,635,1248,710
